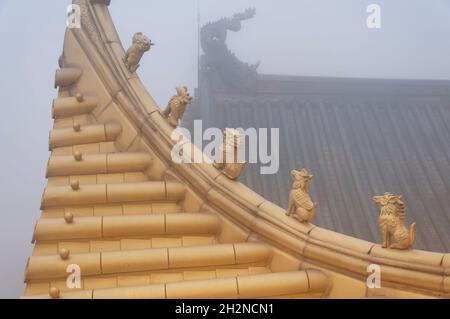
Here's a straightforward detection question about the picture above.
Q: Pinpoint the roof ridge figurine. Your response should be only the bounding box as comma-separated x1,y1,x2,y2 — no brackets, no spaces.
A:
123,32,154,73
213,128,247,180
162,86,193,127
373,192,416,250
286,168,316,223
200,8,260,92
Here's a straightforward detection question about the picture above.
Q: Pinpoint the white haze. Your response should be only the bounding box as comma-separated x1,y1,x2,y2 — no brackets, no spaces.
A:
0,0,449,298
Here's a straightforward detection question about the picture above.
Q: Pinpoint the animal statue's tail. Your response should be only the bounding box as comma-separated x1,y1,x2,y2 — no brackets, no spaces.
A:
409,222,416,248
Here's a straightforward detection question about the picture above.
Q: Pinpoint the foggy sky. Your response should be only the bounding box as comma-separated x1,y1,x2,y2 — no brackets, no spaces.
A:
0,0,449,298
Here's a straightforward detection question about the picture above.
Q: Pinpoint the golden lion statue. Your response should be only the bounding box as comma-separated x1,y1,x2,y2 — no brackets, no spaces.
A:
123,32,154,73
373,192,416,250
162,86,193,127
213,128,246,180
286,169,316,223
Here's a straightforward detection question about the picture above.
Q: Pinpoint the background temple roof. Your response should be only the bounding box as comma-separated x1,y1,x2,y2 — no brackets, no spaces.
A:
185,74,450,252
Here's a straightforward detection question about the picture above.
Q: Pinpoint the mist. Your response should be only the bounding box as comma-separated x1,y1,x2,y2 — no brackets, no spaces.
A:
0,0,449,298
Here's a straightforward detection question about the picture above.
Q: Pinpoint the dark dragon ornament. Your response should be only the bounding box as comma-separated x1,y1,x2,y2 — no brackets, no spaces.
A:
200,8,260,92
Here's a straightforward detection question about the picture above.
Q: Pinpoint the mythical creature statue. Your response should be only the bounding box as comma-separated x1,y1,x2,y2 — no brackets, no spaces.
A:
213,128,247,180
200,8,260,92
286,169,316,223
373,193,416,250
162,86,193,127
123,32,154,73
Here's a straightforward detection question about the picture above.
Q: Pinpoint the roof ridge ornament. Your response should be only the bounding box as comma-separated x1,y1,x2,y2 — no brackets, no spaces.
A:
286,169,316,223
123,32,154,73
200,8,260,92
373,192,416,250
161,86,193,127
213,128,247,180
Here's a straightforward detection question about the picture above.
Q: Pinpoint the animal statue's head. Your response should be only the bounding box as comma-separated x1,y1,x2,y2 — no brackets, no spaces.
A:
291,169,313,191
175,86,193,105
373,192,405,216
226,8,256,31
132,32,154,52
